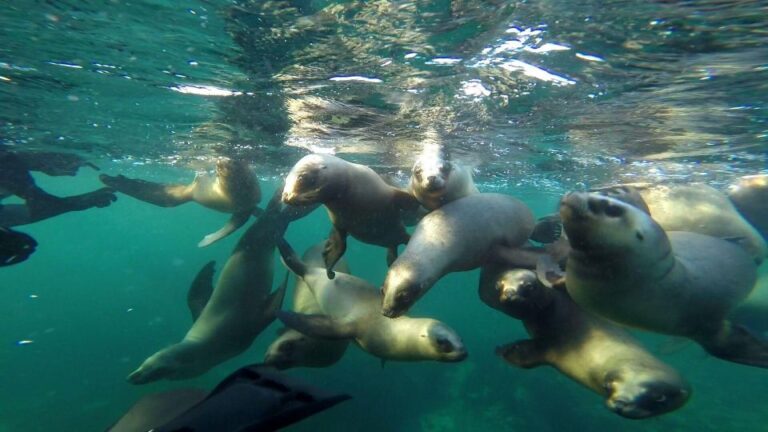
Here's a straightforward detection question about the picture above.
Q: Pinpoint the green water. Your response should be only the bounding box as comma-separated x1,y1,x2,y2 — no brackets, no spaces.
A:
1,0,768,430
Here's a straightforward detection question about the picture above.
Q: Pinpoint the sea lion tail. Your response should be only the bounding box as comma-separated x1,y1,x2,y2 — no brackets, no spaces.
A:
695,320,768,369
277,238,308,277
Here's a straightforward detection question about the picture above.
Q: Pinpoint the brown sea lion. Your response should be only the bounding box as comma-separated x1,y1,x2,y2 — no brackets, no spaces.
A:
281,153,419,278
408,141,478,211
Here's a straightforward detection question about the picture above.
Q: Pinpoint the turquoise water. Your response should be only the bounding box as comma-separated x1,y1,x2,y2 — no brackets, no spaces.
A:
2,1,768,431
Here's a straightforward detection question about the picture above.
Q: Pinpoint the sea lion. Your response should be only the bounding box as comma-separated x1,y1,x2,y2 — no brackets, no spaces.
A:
483,268,690,419
275,238,467,363
408,140,478,211
561,192,768,368
126,192,309,384
100,158,261,247
281,153,419,278
381,193,535,318
728,174,768,241
593,183,767,264
264,243,350,369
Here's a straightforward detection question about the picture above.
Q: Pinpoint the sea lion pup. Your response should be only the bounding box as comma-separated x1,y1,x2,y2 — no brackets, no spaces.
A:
281,153,420,279
592,183,767,264
728,174,768,241
488,269,691,419
126,191,311,384
381,193,535,318
561,192,768,369
408,138,478,211
274,238,468,363
264,243,350,369
100,158,261,247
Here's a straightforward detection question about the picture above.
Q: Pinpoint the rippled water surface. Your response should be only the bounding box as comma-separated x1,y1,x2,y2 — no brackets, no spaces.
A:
1,1,767,431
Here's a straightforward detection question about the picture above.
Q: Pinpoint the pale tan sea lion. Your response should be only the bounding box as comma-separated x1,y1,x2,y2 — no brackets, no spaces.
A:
264,243,350,369
561,192,768,369
381,193,535,318
275,238,467,363
408,141,478,211
281,153,419,278
482,268,690,419
126,192,308,384
728,174,768,241
100,159,261,247
593,183,767,264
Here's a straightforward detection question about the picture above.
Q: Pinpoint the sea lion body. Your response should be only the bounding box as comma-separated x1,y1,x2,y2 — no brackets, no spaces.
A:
595,183,766,263
276,240,467,363
728,174,768,241
381,193,535,317
487,269,690,419
127,198,294,384
281,154,418,277
101,159,261,246
408,142,478,211
561,192,768,368
264,244,350,369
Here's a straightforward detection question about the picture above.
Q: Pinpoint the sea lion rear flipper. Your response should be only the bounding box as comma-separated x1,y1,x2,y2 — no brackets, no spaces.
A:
99,174,192,207
323,227,347,279
187,261,216,322
277,311,356,340
495,340,547,369
535,254,566,290
530,214,563,244
0,227,37,267
197,211,251,247
259,272,289,329
153,364,351,432
696,321,768,369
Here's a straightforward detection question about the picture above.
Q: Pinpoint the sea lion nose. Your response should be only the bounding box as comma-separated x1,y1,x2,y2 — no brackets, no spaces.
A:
587,197,608,214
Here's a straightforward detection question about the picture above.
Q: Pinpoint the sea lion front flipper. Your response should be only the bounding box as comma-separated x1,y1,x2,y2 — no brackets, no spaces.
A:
323,227,347,279
187,261,216,322
535,254,566,290
530,214,563,244
153,365,351,432
495,340,547,369
277,311,356,340
99,174,192,207
197,211,251,247
0,227,37,267
695,321,768,369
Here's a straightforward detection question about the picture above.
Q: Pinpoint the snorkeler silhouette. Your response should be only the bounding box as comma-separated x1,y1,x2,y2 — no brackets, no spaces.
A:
0,149,116,227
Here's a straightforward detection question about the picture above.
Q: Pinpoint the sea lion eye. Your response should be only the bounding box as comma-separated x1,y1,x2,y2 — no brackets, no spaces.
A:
297,173,317,187
439,164,451,175
435,336,454,353
635,231,644,241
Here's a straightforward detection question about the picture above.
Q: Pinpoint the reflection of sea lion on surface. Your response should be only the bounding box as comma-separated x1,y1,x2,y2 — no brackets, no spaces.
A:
0,150,116,228
561,192,768,369
100,159,261,247
482,267,690,419
109,364,350,432
381,193,535,318
282,153,419,279
264,243,350,369
126,191,310,384
276,238,467,363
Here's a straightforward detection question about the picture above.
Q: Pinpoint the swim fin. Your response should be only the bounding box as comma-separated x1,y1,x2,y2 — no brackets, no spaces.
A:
0,227,37,267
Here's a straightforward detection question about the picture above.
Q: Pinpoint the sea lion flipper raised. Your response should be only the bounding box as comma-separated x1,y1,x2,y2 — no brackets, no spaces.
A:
695,321,768,369
277,311,357,340
187,261,216,322
197,211,251,247
495,340,547,368
530,214,563,244
99,174,192,207
323,227,347,279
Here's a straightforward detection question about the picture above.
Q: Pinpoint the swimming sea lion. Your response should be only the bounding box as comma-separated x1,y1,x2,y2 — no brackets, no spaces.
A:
381,193,535,318
275,238,467,363
100,158,261,247
561,192,768,368
593,183,767,264
484,268,690,419
408,141,478,211
126,192,307,384
281,153,420,278
264,243,350,369
728,174,768,241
